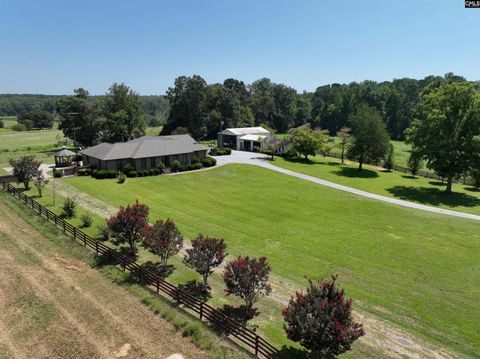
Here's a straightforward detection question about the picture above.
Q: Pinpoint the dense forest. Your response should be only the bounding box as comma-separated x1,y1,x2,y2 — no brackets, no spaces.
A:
1,73,478,141
163,73,478,140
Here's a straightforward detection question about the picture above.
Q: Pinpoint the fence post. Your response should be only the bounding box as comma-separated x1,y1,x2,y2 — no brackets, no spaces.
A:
63,220,66,232
123,257,127,271
73,227,77,240
95,241,99,254
83,233,86,246
255,335,259,356
156,278,159,293
200,301,203,320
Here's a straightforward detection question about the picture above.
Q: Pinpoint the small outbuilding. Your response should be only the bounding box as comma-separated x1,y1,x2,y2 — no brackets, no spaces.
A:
81,135,207,171
218,127,273,151
54,147,76,168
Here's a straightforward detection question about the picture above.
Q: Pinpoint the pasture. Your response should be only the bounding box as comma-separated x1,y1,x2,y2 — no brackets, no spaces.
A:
56,164,480,357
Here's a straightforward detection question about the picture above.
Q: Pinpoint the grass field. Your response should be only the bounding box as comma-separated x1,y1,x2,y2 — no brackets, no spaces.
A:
327,137,412,167
0,195,248,359
272,155,480,215
52,164,480,357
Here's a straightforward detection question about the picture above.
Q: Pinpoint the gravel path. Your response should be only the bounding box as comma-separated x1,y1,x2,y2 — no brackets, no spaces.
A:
213,151,480,221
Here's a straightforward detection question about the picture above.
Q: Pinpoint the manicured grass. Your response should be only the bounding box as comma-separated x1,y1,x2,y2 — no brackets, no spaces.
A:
62,164,480,357
273,155,480,215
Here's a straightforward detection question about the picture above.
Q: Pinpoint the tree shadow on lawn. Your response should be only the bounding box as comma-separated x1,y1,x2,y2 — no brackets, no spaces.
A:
141,260,175,279
178,280,211,301
386,186,480,208
283,157,317,165
465,187,480,193
332,167,379,179
220,304,259,325
276,346,310,359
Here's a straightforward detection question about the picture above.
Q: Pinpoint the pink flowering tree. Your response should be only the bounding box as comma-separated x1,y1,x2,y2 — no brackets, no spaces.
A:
223,256,271,319
183,235,227,288
143,218,183,266
107,200,149,255
282,275,364,358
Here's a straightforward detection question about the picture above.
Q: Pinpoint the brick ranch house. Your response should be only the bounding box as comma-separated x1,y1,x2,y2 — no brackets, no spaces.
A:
81,135,207,171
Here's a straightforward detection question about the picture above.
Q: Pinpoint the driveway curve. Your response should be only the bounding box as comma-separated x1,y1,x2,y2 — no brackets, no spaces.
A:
212,150,480,221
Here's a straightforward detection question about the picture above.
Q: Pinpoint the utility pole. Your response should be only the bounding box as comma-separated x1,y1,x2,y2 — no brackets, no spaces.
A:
219,120,224,148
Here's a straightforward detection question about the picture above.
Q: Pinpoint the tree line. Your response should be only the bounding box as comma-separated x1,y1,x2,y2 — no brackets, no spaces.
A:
163,72,479,140
0,93,169,128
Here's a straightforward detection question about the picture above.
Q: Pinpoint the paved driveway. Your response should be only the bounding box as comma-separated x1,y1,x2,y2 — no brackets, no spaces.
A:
212,150,480,221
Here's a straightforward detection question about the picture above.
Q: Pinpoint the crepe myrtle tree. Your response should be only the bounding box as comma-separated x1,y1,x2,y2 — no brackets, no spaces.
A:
107,200,149,255
9,156,42,190
283,275,364,358
183,235,227,288
143,218,183,266
223,256,271,319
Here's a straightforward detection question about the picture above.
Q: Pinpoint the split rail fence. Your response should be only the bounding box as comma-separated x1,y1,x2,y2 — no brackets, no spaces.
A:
1,181,278,358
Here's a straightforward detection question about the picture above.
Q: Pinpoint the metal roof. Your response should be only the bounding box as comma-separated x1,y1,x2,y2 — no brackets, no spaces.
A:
238,134,267,141
220,127,271,136
81,135,206,161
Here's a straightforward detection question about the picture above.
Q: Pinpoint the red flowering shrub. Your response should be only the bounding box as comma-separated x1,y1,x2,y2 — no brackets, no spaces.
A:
283,275,364,357
183,235,227,287
223,256,271,318
107,200,149,254
143,218,183,266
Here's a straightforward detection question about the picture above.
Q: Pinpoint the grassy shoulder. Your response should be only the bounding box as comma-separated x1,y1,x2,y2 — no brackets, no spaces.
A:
272,155,480,215
58,164,480,357
0,192,251,359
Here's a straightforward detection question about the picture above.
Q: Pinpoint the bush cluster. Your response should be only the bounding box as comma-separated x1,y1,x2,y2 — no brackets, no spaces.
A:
210,147,231,156
11,123,28,132
117,172,126,184
201,157,216,167
53,169,63,178
92,169,117,179
77,168,91,176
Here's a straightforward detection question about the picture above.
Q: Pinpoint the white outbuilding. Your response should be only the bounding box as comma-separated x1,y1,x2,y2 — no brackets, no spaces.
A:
218,127,273,151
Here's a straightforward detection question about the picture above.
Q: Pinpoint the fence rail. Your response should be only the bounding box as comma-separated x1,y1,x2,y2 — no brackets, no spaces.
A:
1,181,278,358
324,151,475,186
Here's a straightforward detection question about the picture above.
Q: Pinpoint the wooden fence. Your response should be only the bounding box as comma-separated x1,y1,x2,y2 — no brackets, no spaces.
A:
325,151,475,186
1,181,278,358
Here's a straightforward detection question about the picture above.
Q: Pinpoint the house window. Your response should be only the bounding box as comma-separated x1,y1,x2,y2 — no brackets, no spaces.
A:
116,159,122,170
141,158,147,169
150,157,156,168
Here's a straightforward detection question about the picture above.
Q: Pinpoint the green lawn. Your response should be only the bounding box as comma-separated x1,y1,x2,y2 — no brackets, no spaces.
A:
58,164,480,357
328,137,412,167
272,155,480,215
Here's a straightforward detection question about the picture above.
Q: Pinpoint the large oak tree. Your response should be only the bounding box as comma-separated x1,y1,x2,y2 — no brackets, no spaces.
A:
407,82,480,193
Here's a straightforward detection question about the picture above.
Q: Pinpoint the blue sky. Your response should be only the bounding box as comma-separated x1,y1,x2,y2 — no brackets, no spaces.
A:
0,0,479,95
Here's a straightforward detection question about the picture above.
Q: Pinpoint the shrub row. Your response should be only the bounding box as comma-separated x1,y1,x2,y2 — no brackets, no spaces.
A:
92,169,117,179
210,147,231,156
171,156,216,172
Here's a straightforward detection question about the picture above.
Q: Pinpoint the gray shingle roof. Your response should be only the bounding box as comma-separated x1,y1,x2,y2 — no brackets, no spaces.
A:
81,135,206,161
54,148,76,157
